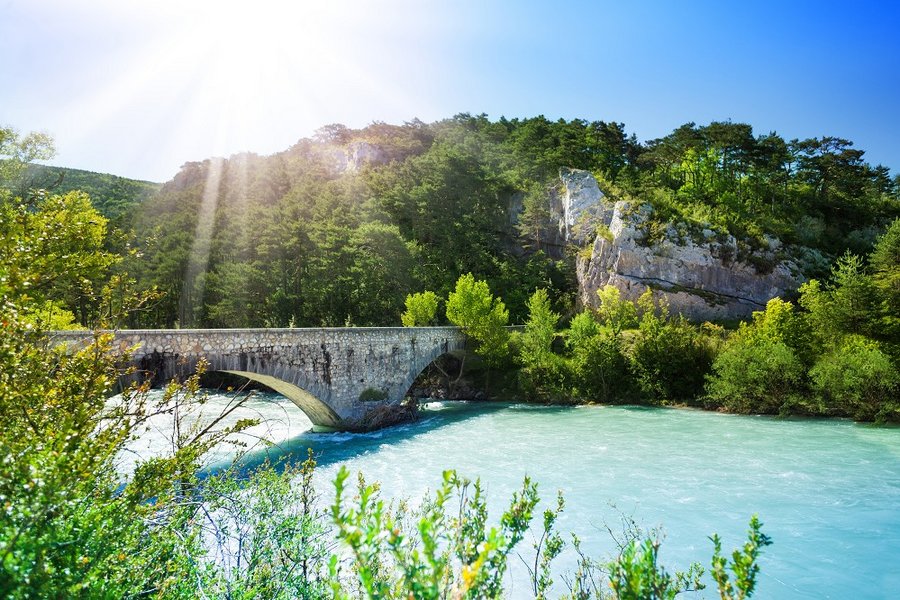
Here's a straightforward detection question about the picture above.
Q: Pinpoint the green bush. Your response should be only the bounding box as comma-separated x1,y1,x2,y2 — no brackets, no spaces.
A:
627,296,712,403
566,312,631,403
705,298,813,415
706,334,806,414
329,467,772,600
401,291,439,327
810,336,899,421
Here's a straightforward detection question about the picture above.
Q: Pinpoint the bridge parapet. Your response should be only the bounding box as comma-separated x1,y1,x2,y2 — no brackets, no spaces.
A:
51,327,467,431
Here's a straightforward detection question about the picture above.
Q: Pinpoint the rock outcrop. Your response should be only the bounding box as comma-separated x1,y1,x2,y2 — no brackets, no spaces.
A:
323,141,391,174
555,167,615,244
553,169,803,322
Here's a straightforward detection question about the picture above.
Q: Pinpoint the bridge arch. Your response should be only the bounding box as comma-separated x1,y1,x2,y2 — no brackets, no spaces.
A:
396,343,467,402
54,327,467,431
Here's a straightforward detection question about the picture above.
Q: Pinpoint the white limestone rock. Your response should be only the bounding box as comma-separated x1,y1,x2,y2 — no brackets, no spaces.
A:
576,200,804,321
321,141,392,175
345,141,389,172
556,167,615,244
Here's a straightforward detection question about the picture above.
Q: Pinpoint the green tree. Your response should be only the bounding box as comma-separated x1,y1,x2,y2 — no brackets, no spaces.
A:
705,300,808,414
520,289,558,365
565,311,630,403
401,291,439,327
446,273,510,368
518,289,568,401
517,183,554,252
348,222,418,326
596,285,638,336
628,293,711,403
869,218,900,351
0,125,55,193
809,335,899,421
0,190,118,327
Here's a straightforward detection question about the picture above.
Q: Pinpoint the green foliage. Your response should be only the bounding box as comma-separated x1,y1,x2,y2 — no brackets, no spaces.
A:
329,467,771,600
627,294,712,403
0,190,120,327
0,125,55,193
187,452,329,599
809,336,899,421
705,300,808,414
446,273,510,367
608,538,704,600
520,289,559,366
518,289,569,401
565,312,630,403
329,468,539,599
596,285,638,335
527,491,566,599
706,331,806,415
25,164,160,224
401,290,439,327
800,252,879,343
640,123,899,256
869,218,900,348
710,515,772,600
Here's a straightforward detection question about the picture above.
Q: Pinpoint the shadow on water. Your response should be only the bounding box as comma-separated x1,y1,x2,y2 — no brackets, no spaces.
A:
202,400,513,476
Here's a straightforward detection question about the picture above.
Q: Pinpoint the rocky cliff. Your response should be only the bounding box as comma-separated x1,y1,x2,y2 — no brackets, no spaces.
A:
553,169,804,321
555,167,615,244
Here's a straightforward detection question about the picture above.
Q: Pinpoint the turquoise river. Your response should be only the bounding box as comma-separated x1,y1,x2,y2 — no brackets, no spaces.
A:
129,390,900,599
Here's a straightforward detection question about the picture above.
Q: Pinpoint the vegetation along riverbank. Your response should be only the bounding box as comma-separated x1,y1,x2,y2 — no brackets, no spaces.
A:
2,114,898,596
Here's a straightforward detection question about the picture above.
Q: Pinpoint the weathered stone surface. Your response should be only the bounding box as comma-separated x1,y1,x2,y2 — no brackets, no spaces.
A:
51,327,466,432
556,167,614,244
576,198,804,322
345,141,389,172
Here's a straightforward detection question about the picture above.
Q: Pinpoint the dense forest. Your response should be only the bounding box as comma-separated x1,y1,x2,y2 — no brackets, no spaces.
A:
25,164,160,225
90,114,898,330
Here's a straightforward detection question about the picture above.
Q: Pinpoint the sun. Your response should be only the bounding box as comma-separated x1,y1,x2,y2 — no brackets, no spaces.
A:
153,1,363,153
10,0,456,180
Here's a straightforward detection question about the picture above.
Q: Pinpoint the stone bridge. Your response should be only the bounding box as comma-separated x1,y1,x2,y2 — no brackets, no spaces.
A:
51,327,467,431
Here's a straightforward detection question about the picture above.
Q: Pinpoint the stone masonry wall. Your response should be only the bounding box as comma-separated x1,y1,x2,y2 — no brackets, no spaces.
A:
50,327,466,430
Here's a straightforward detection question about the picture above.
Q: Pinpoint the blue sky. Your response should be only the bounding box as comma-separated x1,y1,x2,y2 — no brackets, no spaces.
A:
2,0,898,182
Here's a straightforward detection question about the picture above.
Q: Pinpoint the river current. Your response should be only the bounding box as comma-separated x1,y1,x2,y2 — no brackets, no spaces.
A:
126,389,900,599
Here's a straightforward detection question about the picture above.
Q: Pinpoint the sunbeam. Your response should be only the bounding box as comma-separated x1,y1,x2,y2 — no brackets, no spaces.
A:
179,156,224,326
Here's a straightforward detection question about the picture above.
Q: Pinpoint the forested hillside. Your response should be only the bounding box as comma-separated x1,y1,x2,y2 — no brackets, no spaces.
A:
25,164,160,224
122,115,899,329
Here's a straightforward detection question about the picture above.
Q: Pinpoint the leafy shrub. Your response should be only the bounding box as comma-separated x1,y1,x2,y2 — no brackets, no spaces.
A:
329,468,540,599
596,285,638,335
566,311,631,403
810,336,899,421
329,467,772,600
706,334,806,414
627,296,712,403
